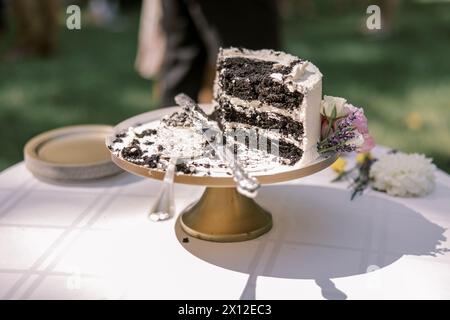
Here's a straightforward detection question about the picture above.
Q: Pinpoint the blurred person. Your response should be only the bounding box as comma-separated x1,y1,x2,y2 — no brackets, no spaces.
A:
136,0,280,107
0,0,7,41
379,0,401,34
6,0,59,59
135,0,166,99
279,0,316,18
0,0,6,37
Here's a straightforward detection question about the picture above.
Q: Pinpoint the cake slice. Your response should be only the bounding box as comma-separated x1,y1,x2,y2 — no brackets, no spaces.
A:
212,47,323,165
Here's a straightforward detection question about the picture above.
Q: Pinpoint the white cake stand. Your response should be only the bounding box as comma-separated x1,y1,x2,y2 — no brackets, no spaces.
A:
107,106,337,242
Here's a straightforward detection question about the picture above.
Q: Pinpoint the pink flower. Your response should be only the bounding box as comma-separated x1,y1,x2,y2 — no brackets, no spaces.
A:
352,109,369,134
359,133,375,152
344,103,358,114
321,118,329,139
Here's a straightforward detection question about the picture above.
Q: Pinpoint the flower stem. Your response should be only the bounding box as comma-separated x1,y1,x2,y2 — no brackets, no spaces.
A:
318,142,345,154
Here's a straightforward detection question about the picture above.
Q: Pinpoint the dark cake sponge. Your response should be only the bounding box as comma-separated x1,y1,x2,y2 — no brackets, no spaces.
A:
218,57,304,110
213,99,304,140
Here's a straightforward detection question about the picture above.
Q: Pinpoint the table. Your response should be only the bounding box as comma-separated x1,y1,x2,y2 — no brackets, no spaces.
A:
0,148,449,299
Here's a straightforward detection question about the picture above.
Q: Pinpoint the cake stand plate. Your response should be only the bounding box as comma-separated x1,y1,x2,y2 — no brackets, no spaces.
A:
107,106,337,242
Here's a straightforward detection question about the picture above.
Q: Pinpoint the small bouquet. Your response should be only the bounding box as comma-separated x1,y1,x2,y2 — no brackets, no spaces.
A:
331,151,436,199
317,96,375,154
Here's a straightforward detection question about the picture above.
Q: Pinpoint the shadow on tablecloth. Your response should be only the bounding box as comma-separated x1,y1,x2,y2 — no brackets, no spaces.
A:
175,185,448,300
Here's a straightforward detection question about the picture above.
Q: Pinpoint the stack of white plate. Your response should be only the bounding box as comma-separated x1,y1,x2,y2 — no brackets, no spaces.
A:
24,125,123,181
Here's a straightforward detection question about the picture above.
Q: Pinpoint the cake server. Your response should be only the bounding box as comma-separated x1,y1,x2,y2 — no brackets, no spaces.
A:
174,93,260,198
148,156,177,222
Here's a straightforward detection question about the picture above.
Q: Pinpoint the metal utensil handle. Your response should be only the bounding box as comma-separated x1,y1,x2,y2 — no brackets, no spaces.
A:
216,146,260,198
149,157,177,221
175,94,260,198
163,156,177,183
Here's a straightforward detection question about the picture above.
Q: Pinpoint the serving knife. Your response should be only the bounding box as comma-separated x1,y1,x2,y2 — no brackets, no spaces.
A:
174,93,260,198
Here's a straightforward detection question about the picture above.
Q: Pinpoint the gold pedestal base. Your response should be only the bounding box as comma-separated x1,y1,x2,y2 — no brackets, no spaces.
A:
180,187,272,242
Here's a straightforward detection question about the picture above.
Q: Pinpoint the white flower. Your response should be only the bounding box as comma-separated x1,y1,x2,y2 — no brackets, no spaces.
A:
321,95,348,118
369,152,436,197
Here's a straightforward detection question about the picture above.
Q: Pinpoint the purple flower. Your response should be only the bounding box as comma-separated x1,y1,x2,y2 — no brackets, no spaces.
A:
337,112,356,130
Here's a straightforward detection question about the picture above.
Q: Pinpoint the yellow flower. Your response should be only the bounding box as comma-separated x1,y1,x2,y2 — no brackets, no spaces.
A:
331,157,347,173
405,112,423,131
356,152,373,165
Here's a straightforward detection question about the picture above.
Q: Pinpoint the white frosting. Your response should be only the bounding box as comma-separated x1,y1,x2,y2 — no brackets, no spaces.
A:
270,73,283,82
220,47,301,66
295,62,322,165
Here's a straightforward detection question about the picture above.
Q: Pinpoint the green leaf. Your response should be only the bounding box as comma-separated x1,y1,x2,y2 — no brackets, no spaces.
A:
331,105,337,120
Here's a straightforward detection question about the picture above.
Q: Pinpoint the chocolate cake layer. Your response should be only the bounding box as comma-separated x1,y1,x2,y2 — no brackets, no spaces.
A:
224,127,303,165
273,139,303,164
218,57,304,110
213,100,304,141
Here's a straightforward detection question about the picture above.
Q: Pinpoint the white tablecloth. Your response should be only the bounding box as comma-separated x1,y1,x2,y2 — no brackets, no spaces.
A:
0,148,449,300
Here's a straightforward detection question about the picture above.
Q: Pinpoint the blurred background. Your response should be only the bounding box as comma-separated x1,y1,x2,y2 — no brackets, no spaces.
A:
0,0,449,172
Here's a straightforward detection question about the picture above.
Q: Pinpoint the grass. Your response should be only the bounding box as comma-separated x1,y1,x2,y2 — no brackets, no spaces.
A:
0,11,155,170
0,1,449,173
